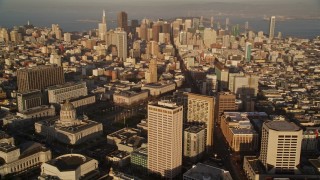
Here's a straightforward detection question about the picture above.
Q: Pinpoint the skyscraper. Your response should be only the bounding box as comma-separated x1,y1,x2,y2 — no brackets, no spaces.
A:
203,28,217,48
269,16,276,40
114,28,127,60
215,91,237,124
245,42,252,62
117,11,128,32
17,65,65,92
259,120,302,174
152,23,161,42
187,93,215,151
98,10,107,40
146,58,158,83
147,101,183,178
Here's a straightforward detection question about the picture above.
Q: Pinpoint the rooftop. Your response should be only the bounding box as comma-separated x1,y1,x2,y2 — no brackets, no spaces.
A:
230,128,257,135
107,150,130,159
48,154,90,171
0,131,12,140
114,90,148,97
19,105,53,115
47,81,85,90
149,100,181,109
183,163,233,180
132,147,148,156
265,120,301,131
185,125,206,133
0,143,18,153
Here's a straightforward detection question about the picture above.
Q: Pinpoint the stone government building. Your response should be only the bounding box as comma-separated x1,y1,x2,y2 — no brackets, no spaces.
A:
35,100,103,145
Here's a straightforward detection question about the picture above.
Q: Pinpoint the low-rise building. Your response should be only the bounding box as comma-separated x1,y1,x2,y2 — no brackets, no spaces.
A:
107,128,140,146
106,150,130,168
220,112,259,152
0,140,51,177
39,154,99,180
142,81,176,96
183,163,233,180
131,147,148,174
16,105,55,119
47,82,88,104
113,90,148,106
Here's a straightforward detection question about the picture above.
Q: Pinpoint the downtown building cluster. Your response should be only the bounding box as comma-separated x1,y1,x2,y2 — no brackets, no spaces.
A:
0,9,319,180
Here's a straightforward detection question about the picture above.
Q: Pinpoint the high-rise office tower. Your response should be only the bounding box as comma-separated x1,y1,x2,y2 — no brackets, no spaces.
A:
210,16,214,28
117,11,128,32
145,59,157,83
184,19,192,31
259,120,302,174
225,18,229,31
203,28,217,48
0,28,9,42
98,10,107,40
152,23,161,42
139,23,148,40
63,33,71,42
114,28,127,60
187,93,215,151
215,91,237,124
17,65,65,92
162,22,171,34
269,16,276,40
192,18,200,30
245,21,249,33
245,42,252,62
10,30,20,42
147,101,183,178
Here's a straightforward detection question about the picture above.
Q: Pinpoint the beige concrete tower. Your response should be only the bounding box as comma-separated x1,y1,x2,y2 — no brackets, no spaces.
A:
259,120,302,174
146,59,157,83
187,93,214,152
147,101,183,179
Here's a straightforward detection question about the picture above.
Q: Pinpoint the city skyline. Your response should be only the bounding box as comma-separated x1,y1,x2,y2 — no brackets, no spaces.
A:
0,2,320,179
0,0,319,38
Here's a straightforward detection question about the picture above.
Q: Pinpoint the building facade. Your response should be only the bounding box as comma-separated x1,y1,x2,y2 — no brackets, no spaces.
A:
17,90,43,112
220,112,259,152
148,101,183,178
17,65,64,92
0,139,51,177
39,154,99,180
131,147,148,174
184,125,206,162
113,90,148,106
187,93,214,151
216,92,237,124
47,82,88,104
259,120,302,174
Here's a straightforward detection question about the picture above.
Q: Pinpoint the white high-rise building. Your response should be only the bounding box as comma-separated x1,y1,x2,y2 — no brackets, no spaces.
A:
269,16,276,40
114,28,127,60
98,10,107,40
259,120,302,174
148,101,183,179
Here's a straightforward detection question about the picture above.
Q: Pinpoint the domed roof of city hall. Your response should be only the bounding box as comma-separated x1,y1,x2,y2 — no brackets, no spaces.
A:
61,100,75,111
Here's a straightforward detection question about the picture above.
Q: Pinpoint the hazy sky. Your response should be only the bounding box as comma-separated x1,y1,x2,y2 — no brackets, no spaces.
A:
0,0,319,37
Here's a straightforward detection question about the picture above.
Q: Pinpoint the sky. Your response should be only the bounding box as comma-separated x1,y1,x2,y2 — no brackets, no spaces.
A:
0,0,319,37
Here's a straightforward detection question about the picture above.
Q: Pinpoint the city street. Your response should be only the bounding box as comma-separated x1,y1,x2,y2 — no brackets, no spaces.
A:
213,125,247,180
